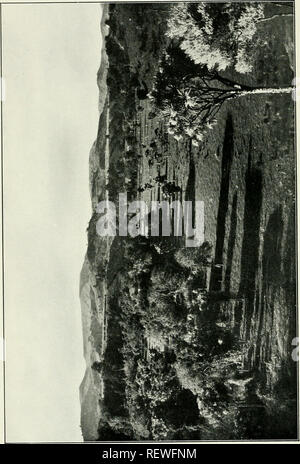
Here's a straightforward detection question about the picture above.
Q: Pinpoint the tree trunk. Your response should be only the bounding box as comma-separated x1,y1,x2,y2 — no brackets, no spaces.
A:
237,87,293,97
215,74,293,94
222,86,293,102
272,2,293,8
258,13,293,23
215,73,255,92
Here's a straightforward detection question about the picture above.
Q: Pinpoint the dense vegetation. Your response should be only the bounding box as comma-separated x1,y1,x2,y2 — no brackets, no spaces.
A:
98,233,254,439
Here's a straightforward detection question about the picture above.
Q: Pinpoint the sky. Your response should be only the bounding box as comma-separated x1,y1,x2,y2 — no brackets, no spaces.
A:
3,3,102,442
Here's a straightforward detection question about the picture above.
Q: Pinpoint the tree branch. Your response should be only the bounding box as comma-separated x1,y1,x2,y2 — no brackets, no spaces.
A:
258,13,293,23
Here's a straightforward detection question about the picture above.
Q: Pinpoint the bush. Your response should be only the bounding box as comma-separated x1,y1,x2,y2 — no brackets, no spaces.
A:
174,242,212,272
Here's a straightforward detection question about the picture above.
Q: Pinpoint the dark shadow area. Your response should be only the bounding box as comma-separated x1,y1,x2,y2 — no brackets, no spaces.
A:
237,380,268,439
158,389,199,428
210,114,234,292
283,206,297,347
238,142,263,336
98,424,131,441
265,206,297,439
242,206,297,439
262,206,284,287
224,191,238,293
257,206,284,353
185,153,196,230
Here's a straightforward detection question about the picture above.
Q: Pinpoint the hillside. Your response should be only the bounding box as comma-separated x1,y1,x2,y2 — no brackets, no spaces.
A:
80,2,296,440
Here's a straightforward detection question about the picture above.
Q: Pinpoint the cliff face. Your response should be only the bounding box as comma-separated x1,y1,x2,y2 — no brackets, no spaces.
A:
79,5,109,442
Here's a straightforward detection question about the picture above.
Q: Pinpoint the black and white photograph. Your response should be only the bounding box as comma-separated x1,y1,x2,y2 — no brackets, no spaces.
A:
0,0,298,444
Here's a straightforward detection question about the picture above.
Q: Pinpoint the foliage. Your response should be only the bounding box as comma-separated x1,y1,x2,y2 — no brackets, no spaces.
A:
174,242,212,272
166,2,264,73
151,44,255,145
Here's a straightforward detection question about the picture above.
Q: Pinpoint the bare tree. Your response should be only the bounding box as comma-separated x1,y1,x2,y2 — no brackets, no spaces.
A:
152,48,293,144
179,74,293,128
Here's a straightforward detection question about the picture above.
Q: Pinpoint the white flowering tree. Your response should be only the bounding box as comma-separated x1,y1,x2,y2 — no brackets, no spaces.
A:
167,2,266,74
166,2,293,74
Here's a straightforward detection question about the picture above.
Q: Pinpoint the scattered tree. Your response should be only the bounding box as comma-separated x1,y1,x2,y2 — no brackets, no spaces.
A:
151,45,293,145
